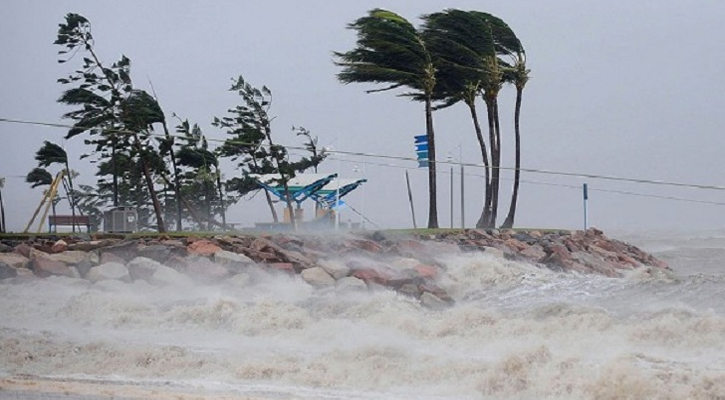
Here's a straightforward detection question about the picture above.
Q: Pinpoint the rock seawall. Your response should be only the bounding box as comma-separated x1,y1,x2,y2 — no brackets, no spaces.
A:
0,228,667,308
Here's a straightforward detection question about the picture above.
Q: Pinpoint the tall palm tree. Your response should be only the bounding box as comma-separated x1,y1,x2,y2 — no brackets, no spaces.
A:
0,176,6,233
500,51,529,229
422,9,497,229
335,9,440,228
460,12,527,228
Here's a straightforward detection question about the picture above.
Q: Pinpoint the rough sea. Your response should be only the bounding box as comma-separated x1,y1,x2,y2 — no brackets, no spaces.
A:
1,231,724,399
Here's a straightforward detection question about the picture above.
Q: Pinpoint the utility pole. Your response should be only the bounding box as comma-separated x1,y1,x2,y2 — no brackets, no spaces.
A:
583,183,589,230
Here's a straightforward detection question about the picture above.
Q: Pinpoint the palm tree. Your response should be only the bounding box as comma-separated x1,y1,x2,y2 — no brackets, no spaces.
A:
500,50,529,229
422,9,497,229
456,11,524,228
26,168,58,231
0,176,6,233
34,141,78,231
335,9,440,229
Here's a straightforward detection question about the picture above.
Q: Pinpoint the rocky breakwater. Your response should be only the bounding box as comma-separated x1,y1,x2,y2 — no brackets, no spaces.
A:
0,228,667,309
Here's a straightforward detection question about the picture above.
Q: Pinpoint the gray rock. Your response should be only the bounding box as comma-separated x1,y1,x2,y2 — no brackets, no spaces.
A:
0,261,18,279
99,240,140,262
48,251,88,265
137,245,172,263
398,283,420,298
150,264,193,287
227,272,251,288
318,259,350,280
185,255,231,282
482,246,505,259
214,250,254,273
93,279,128,292
74,260,94,278
0,243,13,253
0,253,29,270
420,292,449,310
301,266,335,287
86,262,130,283
335,276,368,292
127,256,162,281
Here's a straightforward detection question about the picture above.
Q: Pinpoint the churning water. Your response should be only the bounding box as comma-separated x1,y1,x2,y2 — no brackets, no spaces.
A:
1,232,724,399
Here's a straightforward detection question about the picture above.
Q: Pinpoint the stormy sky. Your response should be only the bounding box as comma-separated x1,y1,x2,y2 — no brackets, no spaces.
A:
2,1,725,233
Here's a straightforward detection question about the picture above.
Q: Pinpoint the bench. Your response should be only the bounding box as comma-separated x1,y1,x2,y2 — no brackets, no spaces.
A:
48,215,92,233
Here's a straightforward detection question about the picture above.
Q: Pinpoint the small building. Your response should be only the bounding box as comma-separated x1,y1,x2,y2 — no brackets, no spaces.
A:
103,206,138,233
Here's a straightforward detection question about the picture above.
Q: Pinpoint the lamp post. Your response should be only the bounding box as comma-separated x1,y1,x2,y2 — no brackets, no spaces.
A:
447,154,454,229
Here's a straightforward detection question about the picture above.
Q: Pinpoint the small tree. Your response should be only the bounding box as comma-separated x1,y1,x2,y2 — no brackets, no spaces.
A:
215,76,326,228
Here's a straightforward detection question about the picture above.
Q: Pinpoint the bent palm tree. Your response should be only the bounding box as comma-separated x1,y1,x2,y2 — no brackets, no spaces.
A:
35,141,78,231
335,9,440,228
500,51,530,228
469,11,526,228
422,9,497,229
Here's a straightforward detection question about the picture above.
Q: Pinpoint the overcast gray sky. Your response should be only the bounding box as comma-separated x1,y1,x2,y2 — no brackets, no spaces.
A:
2,1,725,233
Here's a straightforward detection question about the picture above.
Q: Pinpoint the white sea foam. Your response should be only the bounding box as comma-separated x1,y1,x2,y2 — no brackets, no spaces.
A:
1,235,724,399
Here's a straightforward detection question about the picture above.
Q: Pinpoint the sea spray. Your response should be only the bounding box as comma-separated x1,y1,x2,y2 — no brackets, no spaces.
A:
1,237,724,398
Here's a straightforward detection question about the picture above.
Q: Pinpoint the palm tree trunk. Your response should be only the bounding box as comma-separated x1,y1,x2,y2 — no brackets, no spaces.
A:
0,187,6,233
425,96,439,229
502,86,523,229
482,97,496,227
469,101,492,229
133,135,166,232
489,98,502,228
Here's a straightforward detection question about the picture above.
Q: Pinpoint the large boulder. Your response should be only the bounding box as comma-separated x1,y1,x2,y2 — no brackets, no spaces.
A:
137,244,172,263
214,250,254,273
150,264,193,286
127,256,163,281
301,267,335,288
420,292,449,310
187,240,221,256
99,240,141,262
335,276,368,292
317,259,350,280
86,262,130,283
0,261,18,279
30,249,73,277
0,252,29,270
47,251,89,266
185,255,230,282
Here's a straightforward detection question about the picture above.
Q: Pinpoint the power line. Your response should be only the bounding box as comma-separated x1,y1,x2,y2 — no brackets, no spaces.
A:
328,156,725,207
3,116,725,193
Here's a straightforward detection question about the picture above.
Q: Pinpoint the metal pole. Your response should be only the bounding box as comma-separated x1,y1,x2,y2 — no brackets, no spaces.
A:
460,164,465,229
583,183,589,230
450,166,454,229
405,170,417,229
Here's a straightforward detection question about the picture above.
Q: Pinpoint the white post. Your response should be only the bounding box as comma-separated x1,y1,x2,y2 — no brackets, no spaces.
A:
583,183,589,230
